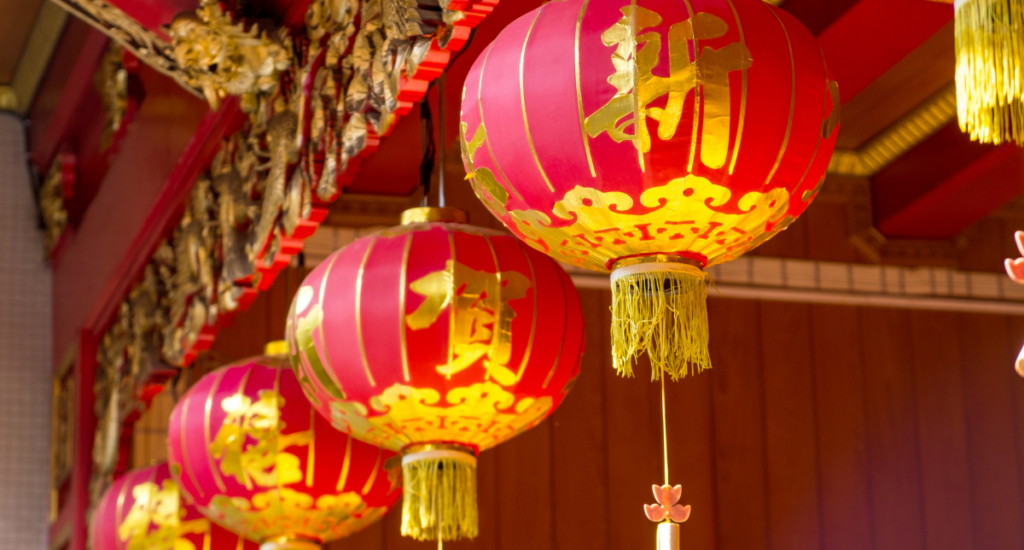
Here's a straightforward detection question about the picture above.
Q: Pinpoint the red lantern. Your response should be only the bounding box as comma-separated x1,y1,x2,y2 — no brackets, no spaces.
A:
460,0,839,378
286,207,585,541
167,355,400,550
90,462,258,550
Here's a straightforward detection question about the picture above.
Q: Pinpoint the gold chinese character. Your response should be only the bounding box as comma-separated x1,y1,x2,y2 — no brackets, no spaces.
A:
406,260,531,386
118,479,209,550
585,6,751,170
210,390,312,490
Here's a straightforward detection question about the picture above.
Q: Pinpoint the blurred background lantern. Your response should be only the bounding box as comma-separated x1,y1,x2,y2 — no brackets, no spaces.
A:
955,0,1024,145
286,207,585,542
167,352,400,550
90,462,258,550
460,0,839,379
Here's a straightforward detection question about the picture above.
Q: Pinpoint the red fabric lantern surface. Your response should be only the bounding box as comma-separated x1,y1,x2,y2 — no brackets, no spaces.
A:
90,462,258,550
459,0,839,377
167,357,400,550
286,207,585,541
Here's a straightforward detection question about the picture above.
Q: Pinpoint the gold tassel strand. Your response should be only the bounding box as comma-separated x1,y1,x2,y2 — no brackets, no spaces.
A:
401,445,479,541
610,261,711,381
956,0,1024,145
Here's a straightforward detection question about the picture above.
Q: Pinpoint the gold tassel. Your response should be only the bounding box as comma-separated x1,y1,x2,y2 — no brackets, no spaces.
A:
401,445,478,541
956,0,1024,145
610,261,711,381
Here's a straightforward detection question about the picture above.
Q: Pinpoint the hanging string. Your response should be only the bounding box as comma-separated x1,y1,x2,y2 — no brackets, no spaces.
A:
437,73,447,208
660,374,669,486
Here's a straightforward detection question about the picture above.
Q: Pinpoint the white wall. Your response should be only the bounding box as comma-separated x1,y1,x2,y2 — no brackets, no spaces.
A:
0,113,52,550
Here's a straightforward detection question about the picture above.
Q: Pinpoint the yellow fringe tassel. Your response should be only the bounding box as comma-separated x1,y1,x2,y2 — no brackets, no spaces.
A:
610,266,711,381
956,0,1024,145
401,452,478,541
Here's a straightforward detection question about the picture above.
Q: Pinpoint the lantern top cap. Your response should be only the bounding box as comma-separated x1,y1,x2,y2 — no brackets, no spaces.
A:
401,207,468,225
264,340,289,357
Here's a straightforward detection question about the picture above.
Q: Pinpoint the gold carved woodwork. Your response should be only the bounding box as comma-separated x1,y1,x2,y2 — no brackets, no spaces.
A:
39,153,75,255
50,358,74,524
95,42,130,149
169,1,293,112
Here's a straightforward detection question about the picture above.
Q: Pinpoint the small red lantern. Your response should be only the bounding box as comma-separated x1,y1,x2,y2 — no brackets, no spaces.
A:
90,462,258,550
286,207,585,542
167,354,400,550
460,0,839,378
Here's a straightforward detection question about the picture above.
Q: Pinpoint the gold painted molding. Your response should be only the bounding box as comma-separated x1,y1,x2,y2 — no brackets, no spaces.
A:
1,1,68,114
828,82,958,177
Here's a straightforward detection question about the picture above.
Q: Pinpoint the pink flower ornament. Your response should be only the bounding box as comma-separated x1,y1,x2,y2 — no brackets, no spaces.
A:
644,485,691,523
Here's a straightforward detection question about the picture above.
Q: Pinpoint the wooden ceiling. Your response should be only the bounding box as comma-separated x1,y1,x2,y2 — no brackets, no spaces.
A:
0,0,46,82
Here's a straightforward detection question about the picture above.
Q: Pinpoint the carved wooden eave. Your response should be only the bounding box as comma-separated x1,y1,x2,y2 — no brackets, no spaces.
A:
48,0,199,95
59,0,501,506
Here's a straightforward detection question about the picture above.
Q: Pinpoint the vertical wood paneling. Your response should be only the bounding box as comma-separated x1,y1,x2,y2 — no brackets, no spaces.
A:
958,313,1024,550
328,515,383,550
1006,317,1024,548
496,421,554,550
760,302,823,550
910,310,974,550
552,289,610,550
810,304,872,550
861,308,926,550
603,338,662,550
709,299,769,550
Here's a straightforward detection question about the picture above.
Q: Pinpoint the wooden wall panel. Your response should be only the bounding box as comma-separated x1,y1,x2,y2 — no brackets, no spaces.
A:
861,308,927,550
708,299,770,550
131,269,1024,550
809,305,872,550
551,289,611,550
959,313,1024,550
910,310,975,550
760,302,823,550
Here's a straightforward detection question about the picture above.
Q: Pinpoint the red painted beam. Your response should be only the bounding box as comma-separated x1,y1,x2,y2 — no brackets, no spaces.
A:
816,0,952,104
877,143,1024,239
82,97,243,340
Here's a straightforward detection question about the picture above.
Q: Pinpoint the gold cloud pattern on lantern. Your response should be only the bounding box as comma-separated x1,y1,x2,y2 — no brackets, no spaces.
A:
206,488,387,542
328,381,553,452
503,175,793,272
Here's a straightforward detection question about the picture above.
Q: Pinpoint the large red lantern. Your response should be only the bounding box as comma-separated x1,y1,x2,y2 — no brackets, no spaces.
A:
460,0,839,378
285,207,585,542
90,462,258,550
167,355,400,550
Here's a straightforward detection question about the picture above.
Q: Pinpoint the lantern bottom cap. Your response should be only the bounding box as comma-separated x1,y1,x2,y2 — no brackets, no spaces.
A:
610,264,711,381
401,445,479,541
260,537,322,550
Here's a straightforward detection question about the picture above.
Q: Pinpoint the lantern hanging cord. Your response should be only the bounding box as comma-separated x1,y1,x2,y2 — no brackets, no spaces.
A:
661,373,670,486
438,73,447,208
